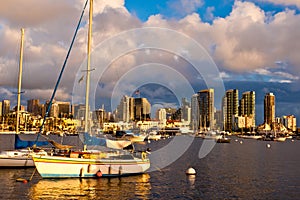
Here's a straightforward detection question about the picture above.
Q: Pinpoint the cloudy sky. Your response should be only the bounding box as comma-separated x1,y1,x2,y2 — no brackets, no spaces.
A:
0,0,299,125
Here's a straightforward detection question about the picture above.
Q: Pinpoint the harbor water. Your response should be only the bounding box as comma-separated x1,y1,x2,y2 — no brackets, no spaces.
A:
0,134,299,199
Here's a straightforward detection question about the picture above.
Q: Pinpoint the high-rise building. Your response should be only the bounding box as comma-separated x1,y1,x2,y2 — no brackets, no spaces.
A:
2,100,10,115
198,89,214,131
93,109,105,127
156,108,167,125
72,104,86,119
214,110,223,130
239,91,256,128
223,89,239,131
115,95,134,122
134,98,151,121
181,98,191,123
57,101,70,117
0,102,2,116
27,99,40,115
264,93,275,125
44,100,59,118
191,94,199,130
282,115,297,132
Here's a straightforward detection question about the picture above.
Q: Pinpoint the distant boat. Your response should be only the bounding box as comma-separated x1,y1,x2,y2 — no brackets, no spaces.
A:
273,137,286,142
238,135,262,140
147,130,161,141
32,0,150,178
197,131,222,140
216,136,231,143
119,130,147,143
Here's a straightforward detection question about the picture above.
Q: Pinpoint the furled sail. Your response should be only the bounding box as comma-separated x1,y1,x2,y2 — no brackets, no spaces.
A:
82,133,132,150
15,135,49,149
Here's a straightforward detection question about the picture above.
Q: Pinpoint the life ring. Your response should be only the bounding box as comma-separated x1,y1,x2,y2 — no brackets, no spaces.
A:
141,152,147,161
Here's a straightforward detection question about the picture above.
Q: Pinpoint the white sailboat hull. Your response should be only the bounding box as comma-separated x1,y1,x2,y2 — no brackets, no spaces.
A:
0,157,34,167
33,155,150,178
0,149,47,168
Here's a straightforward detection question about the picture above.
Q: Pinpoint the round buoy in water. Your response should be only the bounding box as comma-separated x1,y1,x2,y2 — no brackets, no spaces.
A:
267,144,271,148
186,167,196,175
23,180,28,184
240,141,243,144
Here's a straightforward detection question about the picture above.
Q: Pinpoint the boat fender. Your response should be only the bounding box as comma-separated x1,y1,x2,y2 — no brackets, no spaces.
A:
88,164,91,173
108,165,111,174
119,166,122,175
141,152,147,161
96,170,102,177
80,167,84,177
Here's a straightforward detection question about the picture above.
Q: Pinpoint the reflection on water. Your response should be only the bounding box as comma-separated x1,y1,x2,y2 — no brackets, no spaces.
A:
29,174,151,199
187,175,196,189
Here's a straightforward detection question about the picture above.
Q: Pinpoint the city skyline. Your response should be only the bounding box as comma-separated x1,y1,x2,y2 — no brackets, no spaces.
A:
0,1,299,127
1,87,297,129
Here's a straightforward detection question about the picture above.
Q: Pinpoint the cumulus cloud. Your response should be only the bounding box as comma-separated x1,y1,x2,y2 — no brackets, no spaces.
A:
261,0,300,8
1,0,300,110
167,0,203,18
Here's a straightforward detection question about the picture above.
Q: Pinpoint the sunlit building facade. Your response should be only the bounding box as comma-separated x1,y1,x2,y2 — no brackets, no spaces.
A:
223,89,239,132
264,93,275,125
198,89,214,131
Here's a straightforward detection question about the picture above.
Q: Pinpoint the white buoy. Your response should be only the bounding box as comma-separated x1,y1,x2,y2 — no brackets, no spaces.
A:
186,167,196,175
292,140,294,142
240,141,243,144
235,139,238,142
267,144,271,148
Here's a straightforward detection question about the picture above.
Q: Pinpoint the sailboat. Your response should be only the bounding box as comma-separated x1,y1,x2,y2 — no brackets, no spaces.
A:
0,29,49,168
32,0,150,178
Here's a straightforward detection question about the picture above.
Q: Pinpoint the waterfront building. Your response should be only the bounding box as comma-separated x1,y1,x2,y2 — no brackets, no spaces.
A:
27,99,41,115
181,98,191,123
93,109,105,127
223,89,238,132
156,108,167,126
2,100,10,115
198,89,214,131
233,116,245,130
0,102,2,116
214,110,223,130
134,98,151,121
233,115,254,131
44,100,59,118
13,105,25,111
239,91,256,128
264,93,275,126
282,115,297,132
72,104,86,120
57,101,70,117
115,95,134,122
191,94,199,131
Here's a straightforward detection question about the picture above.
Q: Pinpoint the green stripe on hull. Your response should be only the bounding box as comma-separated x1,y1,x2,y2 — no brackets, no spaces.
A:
40,172,145,178
34,158,149,165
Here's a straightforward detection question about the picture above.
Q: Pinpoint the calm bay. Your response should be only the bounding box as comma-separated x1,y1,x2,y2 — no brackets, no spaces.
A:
0,134,299,199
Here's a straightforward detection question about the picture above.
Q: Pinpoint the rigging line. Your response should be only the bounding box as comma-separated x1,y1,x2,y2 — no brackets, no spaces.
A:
35,0,89,143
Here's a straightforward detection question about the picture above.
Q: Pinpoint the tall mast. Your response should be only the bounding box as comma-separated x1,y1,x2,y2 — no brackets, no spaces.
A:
16,28,24,134
85,0,93,132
